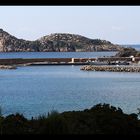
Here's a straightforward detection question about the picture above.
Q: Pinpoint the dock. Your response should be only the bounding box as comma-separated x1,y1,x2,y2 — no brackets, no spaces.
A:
0,57,140,66
0,58,96,65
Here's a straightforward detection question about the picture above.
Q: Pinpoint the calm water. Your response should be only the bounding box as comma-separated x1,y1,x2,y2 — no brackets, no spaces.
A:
131,45,140,51
0,65,140,119
0,45,139,59
0,51,117,58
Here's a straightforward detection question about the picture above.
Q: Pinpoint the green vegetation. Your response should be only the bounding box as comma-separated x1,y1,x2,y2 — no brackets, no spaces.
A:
0,103,140,134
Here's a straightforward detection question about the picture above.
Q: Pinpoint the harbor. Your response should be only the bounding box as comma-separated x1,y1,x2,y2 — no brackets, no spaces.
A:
1,57,140,72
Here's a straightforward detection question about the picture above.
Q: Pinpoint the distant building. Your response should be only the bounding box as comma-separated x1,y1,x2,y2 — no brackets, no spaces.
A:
130,56,135,62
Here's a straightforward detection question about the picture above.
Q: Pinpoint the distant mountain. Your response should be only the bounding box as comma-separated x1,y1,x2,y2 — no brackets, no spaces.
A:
0,29,123,52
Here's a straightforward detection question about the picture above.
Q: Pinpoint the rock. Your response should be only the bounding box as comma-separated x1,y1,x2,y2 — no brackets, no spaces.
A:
115,47,140,57
38,33,123,52
0,29,123,52
80,65,140,72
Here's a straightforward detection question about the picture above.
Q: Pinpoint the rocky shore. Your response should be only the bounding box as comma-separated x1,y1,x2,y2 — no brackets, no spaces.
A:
80,65,140,72
0,65,17,69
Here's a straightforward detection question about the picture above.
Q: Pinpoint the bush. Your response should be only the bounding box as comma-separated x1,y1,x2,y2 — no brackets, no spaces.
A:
0,104,140,134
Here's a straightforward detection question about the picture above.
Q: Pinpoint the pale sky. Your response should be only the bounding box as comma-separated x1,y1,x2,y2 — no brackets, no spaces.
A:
0,6,140,44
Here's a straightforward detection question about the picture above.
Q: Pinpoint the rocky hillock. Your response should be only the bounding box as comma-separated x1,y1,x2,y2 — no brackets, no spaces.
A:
115,47,140,57
0,29,40,52
0,29,123,52
38,33,123,52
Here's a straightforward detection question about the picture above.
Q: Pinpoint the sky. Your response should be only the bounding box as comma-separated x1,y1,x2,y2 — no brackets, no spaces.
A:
0,6,140,44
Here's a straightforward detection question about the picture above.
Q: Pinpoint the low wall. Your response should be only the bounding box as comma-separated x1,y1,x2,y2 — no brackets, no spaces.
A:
0,57,139,65
0,58,72,65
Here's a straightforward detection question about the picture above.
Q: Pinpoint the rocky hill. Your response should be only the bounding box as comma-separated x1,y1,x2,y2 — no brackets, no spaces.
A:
0,29,40,52
115,47,140,57
0,29,123,52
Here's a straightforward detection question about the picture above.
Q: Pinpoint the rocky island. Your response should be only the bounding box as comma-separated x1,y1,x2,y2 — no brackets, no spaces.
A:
0,29,123,52
115,47,140,57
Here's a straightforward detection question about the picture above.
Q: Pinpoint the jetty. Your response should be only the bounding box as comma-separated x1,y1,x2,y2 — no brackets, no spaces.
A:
0,58,96,65
0,57,140,66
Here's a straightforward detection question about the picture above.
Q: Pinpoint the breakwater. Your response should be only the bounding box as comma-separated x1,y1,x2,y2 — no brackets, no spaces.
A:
0,58,95,65
0,57,140,65
0,65,16,69
80,65,140,72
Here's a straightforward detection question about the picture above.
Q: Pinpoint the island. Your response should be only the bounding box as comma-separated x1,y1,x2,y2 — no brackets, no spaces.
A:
0,28,122,52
